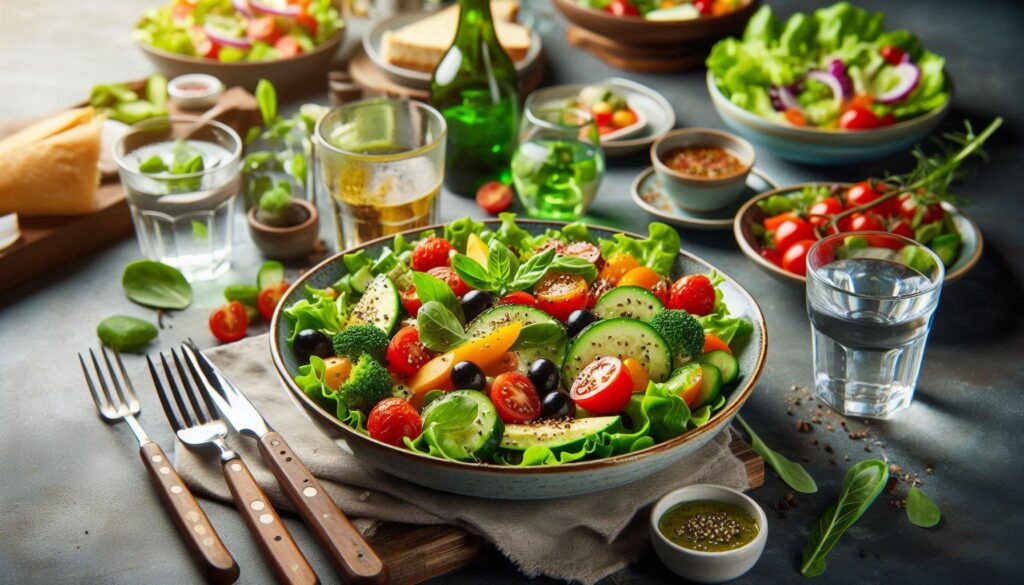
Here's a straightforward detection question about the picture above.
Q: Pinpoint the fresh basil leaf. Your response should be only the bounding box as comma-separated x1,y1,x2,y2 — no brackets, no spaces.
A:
413,271,465,324
452,254,498,292
96,315,158,352
549,255,599,283
511,322,563,350
507,247,556,291
736,415,817,494
122,260,192,309
255,78,277,124
487,239,519,284
906,486,941,528
800,459,889,577
417,301,468,352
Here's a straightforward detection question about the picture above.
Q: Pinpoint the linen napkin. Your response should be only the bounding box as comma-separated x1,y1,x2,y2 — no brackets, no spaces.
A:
174,335,750,584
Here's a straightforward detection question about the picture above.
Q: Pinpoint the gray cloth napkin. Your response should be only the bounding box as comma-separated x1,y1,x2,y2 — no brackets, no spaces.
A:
174,334,750,584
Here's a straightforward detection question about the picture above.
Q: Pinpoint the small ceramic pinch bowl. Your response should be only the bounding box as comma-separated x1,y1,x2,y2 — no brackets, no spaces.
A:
651,128,755,213
650,484,767,583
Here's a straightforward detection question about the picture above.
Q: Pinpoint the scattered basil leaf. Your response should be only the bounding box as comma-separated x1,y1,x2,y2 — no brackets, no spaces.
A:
417,301,468,352
511,322,563,350
122,260,192,309
413,271,465,325
97,315,158,352
800,459,889,577
906,486,941,528
736,415,817,494
452,254,498,292
549,255,599,283
256,78,277,124
224,284,260,307
506,247,557,291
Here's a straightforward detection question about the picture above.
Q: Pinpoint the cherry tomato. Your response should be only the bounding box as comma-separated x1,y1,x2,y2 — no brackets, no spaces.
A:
606,0,640,18
622,357,649,393
598,253,640,285
171,1,195,22
587,278,613,309
781,239,816,276
617,266,661,290
591,101,613,127
611,109,638,129
668,274,715,316
490,372,542,423
247,16,281,44
807,197,842,228
844,94,874,112
880,45,907,65
763,211,801,232
889,219,914,239
533,272,588,322
323,356,352,391
848,212,885,232
296,4,319,36
839,107,883,130
367,398,422,447
475,181,514,215
562,241,603,267
498,291,536,306
386,326,435,377
400,287,422,317
774,218,815,253
209,301,248,342
671,364,703,407
897,194,944,224
651,278,671,305
410,236,453,272
273,35,301,58
703,334,732,355
257,281,289,320
571,357,634,415
785,108,806,126
694,0,714,15
845,181,883,207
427,266,470,297
760,247,783,267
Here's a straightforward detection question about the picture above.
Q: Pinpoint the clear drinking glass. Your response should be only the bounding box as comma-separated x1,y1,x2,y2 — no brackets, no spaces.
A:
114,117,242,281
512,87,605,220
315,99,446,249
806,232,945,419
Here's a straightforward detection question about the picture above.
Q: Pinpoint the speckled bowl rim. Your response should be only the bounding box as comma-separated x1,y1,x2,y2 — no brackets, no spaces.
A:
269,220,768,475
632,166,779,230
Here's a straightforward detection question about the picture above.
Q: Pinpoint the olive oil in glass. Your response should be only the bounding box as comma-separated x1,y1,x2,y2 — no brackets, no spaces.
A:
430,0,519,195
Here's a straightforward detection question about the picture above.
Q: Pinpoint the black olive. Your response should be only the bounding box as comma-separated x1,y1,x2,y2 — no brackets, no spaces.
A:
451,360,486,391
566,309,599,338
460,290,494,322
541,391,576,419
528,358,559,395
294,329,333,361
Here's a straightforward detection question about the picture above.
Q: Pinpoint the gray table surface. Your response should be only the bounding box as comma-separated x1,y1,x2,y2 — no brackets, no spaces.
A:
2,1,1022,583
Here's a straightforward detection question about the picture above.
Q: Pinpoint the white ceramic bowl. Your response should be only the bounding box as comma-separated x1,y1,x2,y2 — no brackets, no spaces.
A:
651,128,755,212
168,74,224,111
650,484,767,583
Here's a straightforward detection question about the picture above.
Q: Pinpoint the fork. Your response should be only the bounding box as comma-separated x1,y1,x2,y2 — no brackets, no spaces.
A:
79,347,239,584
148,349,319,585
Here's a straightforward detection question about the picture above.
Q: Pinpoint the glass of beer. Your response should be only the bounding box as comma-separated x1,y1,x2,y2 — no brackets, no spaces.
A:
315,99,446,249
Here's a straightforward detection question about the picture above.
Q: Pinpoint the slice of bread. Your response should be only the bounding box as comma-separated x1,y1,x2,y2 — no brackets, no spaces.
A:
381,0,531,73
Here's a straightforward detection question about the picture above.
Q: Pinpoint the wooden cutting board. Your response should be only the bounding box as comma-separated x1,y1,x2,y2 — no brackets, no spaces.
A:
365,437,764,585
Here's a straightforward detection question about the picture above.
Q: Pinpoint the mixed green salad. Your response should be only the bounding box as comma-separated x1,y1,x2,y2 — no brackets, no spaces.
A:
284,215,753,465
707,2,949,130
135,0,343,62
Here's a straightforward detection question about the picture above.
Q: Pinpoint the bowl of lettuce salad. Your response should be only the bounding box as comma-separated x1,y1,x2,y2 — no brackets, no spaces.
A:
135,0,344,91
706,2,952,164
269,216,766,499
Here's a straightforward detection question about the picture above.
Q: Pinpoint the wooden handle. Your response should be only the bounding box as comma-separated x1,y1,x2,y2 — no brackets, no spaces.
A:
140,443,239,584
259,431,388,585
222,457,319,585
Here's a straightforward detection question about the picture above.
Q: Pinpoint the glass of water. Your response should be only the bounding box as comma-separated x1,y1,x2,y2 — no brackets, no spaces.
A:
114,117,242,281
806,232,945,419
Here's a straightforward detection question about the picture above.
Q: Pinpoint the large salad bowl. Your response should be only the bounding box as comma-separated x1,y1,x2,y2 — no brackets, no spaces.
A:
270,221,767,499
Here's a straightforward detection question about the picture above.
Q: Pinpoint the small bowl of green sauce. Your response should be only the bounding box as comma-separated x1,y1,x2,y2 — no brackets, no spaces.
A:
650,484,767,583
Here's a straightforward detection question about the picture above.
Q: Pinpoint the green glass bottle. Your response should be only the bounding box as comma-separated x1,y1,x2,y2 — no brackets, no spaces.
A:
430,0,519,196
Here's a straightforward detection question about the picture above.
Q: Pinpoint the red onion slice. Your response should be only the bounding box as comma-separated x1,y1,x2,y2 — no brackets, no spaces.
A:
778,84,804,113
250,0,300,17
874,62,921,104
232,0,253,18
203,23,253,49
805,70,845,108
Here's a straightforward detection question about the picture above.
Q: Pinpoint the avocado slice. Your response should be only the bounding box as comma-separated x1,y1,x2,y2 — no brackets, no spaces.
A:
499,416,620,452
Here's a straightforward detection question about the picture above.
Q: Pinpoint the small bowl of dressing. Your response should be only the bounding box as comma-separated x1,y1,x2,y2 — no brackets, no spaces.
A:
168,74,224,111
650,484,767,583
651,128,755,212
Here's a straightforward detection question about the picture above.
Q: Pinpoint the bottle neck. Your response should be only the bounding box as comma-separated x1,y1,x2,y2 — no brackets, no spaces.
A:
454,0,496,44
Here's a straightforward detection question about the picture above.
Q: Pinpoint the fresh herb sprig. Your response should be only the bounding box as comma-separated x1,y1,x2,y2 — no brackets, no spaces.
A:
736,415,817,494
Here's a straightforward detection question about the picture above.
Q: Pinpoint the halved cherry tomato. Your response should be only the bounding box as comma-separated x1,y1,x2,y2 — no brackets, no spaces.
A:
411,236,454,272
622,357,649,393
323,356,352,391
498,291,536,306
591,101,613,127
273,35,301,58
807,197,842,228
618,266,661,290
587,278,613,309
880,45,906,65
598,253,640,285
247,16,281,44
368,398,422,447
533,272,588,322
703,334,732,355
209,301,248,342
839,107,883,130
483,352,520,377
257,281,289,320
670,363,703,407
848,212,885,232
570,357,634,415
764,211,801,232
668,274,715,316
760,246,783,267
782,239,817,276
427,266,470,297
774,218,815,253
476,181,514,215
400,287,422,317
490,372,542,423
386,326,435,377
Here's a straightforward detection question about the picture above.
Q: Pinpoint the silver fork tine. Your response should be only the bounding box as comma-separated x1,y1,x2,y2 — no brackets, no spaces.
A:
171,348,212,424
112,349,141,413
79,353,113,419
89,349,120,416
147,355,184,433
100,346,131,415
159,352,196,429
184,344,221,421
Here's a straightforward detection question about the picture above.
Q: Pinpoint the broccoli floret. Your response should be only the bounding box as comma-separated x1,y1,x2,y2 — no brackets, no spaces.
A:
332,324,389,360
338,354,393,412
650,309,705,359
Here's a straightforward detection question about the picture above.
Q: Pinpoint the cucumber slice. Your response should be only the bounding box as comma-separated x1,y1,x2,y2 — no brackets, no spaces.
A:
500,416,620,452
593,286,664,321
420,390,503,461
467,305,568,372
699,350,739,385
563,318,672,385
695,363,722,408
350,265,374,294
257,260,284,289
346,274,399,334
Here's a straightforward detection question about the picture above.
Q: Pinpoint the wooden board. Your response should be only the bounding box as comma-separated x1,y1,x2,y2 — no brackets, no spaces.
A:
367,436,764,585
566,25,712,73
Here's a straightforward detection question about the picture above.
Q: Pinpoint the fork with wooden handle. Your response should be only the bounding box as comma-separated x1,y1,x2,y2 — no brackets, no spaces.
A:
148,349,319,585
79,347,239,584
